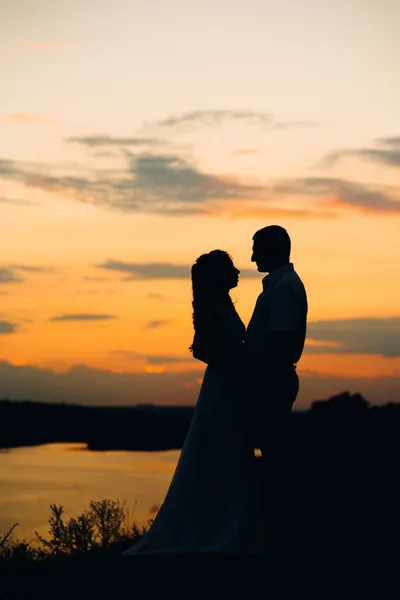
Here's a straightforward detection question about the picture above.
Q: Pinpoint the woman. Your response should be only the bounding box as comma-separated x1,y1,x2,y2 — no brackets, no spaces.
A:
122,250,264,555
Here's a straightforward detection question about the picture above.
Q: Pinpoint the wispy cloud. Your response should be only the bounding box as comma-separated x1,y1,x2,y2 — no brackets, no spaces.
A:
306,317,400,357
96,260,259,280
153,110,317,131
96,260,190,280
2,154,395,216
322,136,400,169
68,135,164,148
0,265,52,285
7,117,396,219
112,350,189,364
143,320,173,329
0,268,23,285
0,321,18,334
0,197,37,206
10,264,52,274
272,177,400,214
0,154,266,215
126,154,262,204
0,113,55,126
379,136,400,146
50,314,116,322
145,293,170,301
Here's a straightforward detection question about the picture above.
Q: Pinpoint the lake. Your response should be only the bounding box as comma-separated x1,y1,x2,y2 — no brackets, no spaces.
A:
0,443,180,541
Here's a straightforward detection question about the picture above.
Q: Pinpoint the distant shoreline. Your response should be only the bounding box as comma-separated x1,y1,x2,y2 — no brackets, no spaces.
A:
1,392,397,450
1,399,195,451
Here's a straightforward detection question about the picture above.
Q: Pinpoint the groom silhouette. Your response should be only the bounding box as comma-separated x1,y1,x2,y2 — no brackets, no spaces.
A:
244,225,308,548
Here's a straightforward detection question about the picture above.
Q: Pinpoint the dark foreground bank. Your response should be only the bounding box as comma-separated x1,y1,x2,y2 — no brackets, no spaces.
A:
1,546,396,600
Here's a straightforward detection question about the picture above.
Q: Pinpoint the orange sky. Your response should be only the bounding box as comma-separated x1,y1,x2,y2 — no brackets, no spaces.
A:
1,0,400,407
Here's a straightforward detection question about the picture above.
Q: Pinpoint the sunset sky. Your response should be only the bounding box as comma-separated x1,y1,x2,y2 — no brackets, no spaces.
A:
1,0,400,408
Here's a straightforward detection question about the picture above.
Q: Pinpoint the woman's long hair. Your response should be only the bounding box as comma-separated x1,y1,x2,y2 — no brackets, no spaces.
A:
189,250,236,352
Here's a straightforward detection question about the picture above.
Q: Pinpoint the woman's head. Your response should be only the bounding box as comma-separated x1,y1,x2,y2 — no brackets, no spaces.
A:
191,250,240,299
189,250,240,348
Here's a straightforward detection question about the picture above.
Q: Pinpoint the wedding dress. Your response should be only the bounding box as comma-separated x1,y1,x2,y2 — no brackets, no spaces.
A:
122,305,265,555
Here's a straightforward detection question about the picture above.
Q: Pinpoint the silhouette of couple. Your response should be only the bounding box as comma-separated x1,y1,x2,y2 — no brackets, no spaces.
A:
123,225,308,555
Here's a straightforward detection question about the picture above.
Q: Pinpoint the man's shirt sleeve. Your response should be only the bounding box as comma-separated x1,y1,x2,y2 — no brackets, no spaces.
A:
268,282,306,333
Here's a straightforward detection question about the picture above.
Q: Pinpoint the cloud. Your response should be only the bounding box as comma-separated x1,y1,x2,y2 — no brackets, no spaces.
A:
68,135,164,148
145,293,170,301
10,264,52,274
0,360,398,408
111,350,190,364
379,136,400,146
0,268,23,285
154,110,316,131
0,360,201,406
127,154,262,205
272,177,400,214
0,197,37,206
50,314,116,322
306,317,400,357
322,136,400,169
0,154,266,215
0,321,17,335
5,143,392,219
97,260,190,279
0,113,55,126
143,320,173,329
0,265,52,285
18,42,71,51
96,259,260,280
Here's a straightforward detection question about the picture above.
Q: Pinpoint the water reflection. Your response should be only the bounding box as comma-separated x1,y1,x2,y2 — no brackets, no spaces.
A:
0,443,180,541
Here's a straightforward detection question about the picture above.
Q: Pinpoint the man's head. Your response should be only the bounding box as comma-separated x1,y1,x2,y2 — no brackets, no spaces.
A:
251,225,291,273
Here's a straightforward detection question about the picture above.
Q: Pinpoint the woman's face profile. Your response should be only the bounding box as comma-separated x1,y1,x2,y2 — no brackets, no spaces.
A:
217,257,240,291
192,251,239,293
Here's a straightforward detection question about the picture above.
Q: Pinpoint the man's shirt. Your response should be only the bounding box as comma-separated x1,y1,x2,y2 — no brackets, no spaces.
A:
245,263,308,366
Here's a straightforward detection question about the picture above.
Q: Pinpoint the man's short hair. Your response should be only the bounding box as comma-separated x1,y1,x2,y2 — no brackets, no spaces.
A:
253,225,291,257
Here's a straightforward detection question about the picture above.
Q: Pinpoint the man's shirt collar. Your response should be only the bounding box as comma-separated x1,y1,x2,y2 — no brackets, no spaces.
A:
262,262,294,290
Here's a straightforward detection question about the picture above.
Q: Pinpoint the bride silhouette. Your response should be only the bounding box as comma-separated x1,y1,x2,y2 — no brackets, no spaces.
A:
122,250,264,556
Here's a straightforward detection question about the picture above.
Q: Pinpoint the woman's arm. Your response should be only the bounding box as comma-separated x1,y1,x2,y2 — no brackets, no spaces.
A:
191,324,244,374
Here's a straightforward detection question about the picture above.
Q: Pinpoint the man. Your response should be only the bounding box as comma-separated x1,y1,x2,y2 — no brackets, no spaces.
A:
244,225,308,548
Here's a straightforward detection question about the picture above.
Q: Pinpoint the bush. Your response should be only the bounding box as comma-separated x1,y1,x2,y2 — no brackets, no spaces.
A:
0,499,152,562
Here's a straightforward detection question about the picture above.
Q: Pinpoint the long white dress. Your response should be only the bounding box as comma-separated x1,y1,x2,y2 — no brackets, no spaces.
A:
122,306,265,555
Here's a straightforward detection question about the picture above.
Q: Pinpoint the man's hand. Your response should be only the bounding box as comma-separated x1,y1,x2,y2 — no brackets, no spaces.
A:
245,330,303,370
